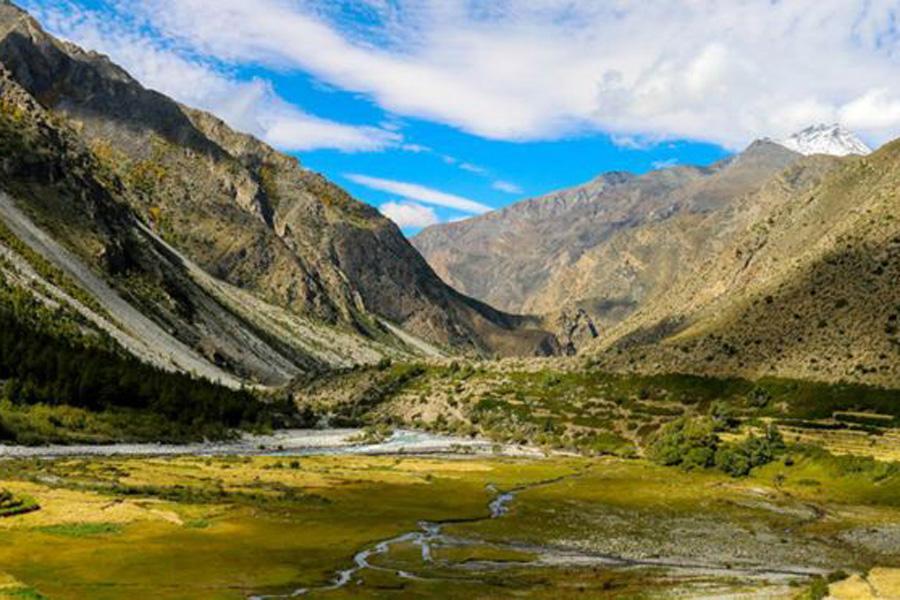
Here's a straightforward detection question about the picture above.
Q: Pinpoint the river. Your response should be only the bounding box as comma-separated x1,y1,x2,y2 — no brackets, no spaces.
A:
0,428,546,459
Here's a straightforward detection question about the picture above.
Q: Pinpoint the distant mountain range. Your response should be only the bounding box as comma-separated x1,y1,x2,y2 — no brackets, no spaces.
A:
595,135,899,387
0,2,557,388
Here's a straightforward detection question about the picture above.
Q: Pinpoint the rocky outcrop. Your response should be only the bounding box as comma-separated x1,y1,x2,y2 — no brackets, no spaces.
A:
546,309,599,355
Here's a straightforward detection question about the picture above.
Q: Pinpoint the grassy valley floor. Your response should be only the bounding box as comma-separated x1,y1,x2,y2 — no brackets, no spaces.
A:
0,452,897,599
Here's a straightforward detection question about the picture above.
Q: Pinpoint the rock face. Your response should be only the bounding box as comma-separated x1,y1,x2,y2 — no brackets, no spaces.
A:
0,1,557,381
413,140,807,331
546,309,600,356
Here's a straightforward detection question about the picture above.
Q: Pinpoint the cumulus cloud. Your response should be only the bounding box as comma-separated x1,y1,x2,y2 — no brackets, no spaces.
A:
102,0,900,149
23,0,401,152
346,174,492,214
379,202,439,229
492,180,522,194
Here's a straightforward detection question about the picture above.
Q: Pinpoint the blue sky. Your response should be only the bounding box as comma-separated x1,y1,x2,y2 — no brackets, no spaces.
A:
23,0,900,233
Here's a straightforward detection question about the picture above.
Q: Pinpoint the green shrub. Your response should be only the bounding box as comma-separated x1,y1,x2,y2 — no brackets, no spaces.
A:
709,400,739,429
715,425,786,477
747,386,772,408
649,417,719,468
682,446,716,470
651,418,785,477
715,446,752,477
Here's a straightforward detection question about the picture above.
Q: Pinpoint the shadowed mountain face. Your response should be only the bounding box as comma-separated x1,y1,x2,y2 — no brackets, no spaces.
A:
413,141,806,331
594,141,900,388
0,1,557,384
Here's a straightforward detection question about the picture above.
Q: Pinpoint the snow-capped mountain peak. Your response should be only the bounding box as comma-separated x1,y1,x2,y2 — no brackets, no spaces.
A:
777,124,871,157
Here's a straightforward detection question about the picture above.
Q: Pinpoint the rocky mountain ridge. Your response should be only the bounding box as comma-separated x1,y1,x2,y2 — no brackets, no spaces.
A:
0,1,558,388
413,138,809,333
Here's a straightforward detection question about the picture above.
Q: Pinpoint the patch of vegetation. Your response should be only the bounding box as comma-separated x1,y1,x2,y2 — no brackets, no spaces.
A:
0,273,114,352
34,522,122,538
0,488,38,517
323,362,427,426
792,444,900,483
754,377,900,423
650,417,786,477
308,361,900,460
0,219,109,319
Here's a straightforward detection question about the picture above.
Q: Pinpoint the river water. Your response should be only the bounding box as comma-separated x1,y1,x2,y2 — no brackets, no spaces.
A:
0,428,545,459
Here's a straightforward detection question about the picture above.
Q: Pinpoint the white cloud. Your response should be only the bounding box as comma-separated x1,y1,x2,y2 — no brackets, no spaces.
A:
492,180,522,194
651,158,679,170
379,202,440,229
458,162,488,175
840,89,900,130
110,0,900,149
346,174,491,214
23,1,400,152
400,143,431,153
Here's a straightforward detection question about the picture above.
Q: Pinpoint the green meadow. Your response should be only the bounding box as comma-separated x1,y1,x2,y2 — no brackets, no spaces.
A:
0,451,897,599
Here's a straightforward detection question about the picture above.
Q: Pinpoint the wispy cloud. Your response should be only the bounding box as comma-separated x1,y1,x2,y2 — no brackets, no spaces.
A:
23,0,401,152
379,202,439,229
651,158,679,170
99,0,900,149
458,162,488,175
492,180,522,194
345,174,492,214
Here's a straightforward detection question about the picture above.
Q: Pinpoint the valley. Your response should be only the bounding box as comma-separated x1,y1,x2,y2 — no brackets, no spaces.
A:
1,362,898,599
0,448,898,600
0,2,896,599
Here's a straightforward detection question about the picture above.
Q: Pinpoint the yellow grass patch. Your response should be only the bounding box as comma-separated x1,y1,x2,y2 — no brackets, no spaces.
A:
0,480,182,528
781,427,900,462
828,568,900,600
0,572,38,600
868,568,900,598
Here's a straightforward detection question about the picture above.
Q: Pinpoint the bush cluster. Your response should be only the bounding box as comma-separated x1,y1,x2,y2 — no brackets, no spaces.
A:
650,417,786,477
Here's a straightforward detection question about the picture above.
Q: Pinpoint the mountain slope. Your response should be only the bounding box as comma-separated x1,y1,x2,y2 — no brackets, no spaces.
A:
594,140,900,387
0,62,403,386
413,140,807,331
0,1,557,387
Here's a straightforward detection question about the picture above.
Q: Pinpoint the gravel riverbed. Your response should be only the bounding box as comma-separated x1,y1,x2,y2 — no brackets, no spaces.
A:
0,429,546,459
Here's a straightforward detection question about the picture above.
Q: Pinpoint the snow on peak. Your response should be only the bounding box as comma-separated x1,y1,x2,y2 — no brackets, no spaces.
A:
777,124,871,157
